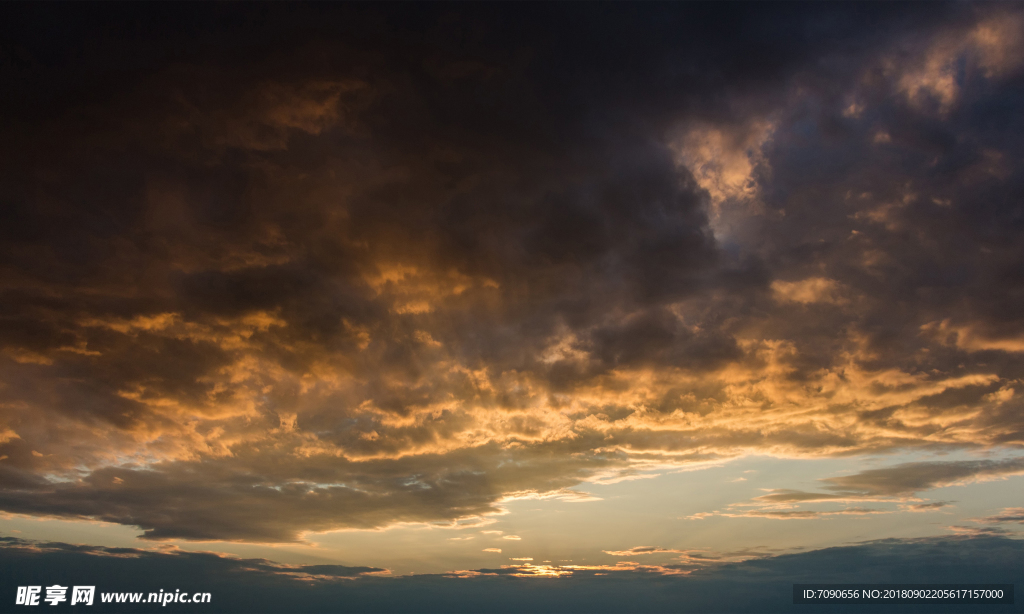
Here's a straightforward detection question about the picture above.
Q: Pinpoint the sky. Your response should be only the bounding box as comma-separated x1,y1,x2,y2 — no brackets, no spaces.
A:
1,3,1024,612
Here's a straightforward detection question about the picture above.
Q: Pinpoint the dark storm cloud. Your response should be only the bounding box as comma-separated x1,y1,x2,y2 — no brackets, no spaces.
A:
0,442,621,542
0,536,1021,613
720,4,1024,385
1,2,1024,541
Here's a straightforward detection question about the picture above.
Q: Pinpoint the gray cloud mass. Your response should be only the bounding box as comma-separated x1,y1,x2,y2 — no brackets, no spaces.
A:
0,3,1023,541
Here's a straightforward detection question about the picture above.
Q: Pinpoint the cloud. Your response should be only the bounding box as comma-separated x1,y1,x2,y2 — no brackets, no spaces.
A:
975,507,1024,524
748,458,1024,507
901,501,955,512
600,545,781,568
820,458,1024,496
602,546,685,557
0,535,1021,612
944,525,1014,537
770,278,845,305
1,3,1024,542
689,459,1023,521
0,537,385,581
722,507,890,520
0,444,620,542
891,10,1024,113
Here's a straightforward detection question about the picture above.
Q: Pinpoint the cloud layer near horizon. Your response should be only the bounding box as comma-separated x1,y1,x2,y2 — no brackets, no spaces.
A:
0,536,1021,613
1,3,1024,541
